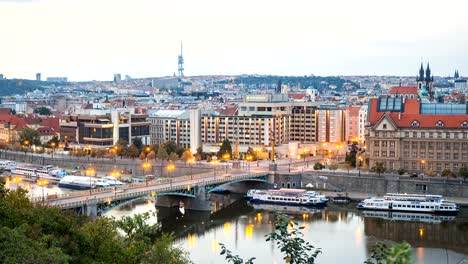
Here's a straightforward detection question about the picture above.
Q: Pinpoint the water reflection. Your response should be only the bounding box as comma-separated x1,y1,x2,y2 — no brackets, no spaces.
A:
105,196,468,264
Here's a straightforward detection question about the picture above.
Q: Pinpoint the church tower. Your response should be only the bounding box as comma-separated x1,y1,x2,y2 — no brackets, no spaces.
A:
417,63,425,90
425,63,434,101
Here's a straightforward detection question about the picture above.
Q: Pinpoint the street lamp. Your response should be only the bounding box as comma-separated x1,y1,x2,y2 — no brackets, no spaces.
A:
167,163,175,178
11,176,22,189
37,179,48,204
187,157,195,180
142,161,152,185
246,155,252,176
358,156,363,177
212,158,219,179
420,160,426,175
51,142,56,158
85,167,95,192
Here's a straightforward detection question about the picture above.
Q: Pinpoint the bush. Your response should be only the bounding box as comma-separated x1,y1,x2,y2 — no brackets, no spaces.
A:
397,168,406,175
313,162,324,170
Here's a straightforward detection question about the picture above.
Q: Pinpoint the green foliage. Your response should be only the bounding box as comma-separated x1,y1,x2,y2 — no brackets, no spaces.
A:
169,152,179,162
47,135,60,147
365,241,412,264
245,147,257,161
266,212,321,264
328,161,338,171
33,106,52,115
19,128,41,146
459,166,468,179
132,137,143,152
0,79,50,96
181,149,194,162
371,162,386,176
345,152,356,167
0,186,192,264
219,243,255,264
127,145,140,159
218,139,233,159
313,162,324,170
441,169,451,177
397,168,406,175
156,145,169,161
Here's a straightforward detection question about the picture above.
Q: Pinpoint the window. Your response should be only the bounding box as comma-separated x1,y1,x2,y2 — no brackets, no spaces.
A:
413,132,417,138
454,153,459,160
437,132,442,138
404,151,409,158
445,142,451,150
374,151,379,157
374,141,380,147
405,132,409,138
390,151,395,157
390,141,395,147
383,132,387,137
446,132,451,139
382,141,388,147
454,142,460,150
420,142,426,148
429,132,433,138
404,142,410,149
411,120,420,127
416,184,427,192
437,153,442,159
375,131,380,137
420,132,425,138
383,124,387,129
412,142,418,148
445,153,450,160
436,121,445,127
462,121,468,127
382,151,387,157
437,142,442,149
412,151,417,158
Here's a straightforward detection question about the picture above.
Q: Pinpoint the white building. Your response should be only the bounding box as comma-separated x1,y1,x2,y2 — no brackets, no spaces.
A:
358,105,368,143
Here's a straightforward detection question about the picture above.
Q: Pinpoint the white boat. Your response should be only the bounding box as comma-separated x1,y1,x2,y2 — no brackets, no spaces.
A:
361,210,455,224
103,176,124,186
247,188,328,206
0,160,16,171
58,176,110,190
12,166,50,178
357,193,459,214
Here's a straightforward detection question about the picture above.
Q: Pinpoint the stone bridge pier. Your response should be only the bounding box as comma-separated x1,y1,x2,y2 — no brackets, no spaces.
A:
155,185,211,211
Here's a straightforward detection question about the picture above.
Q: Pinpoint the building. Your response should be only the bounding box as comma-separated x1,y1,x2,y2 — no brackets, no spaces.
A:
366,96,468,173
358,105,368,143
315,104,345,143
0,115,28,144
114,73,122,82
148,110,191,148
46,77,68,82
389,86,418,99
36,73,41,81
60,109,150,147
345,105,361,142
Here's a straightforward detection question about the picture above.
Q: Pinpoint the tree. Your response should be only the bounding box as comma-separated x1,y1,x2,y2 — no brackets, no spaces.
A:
371,162,386,176
313,162,324,170
218,139,233,159
19,128,41,146
47,135,59,147
328,161,338,171
365,241,412,264
139,152,147,160
147,150,156,160
441,169,452,177
165,141,178,157
245,147,257,161
116,139,129,158
127,145,140,159
181,150,193,162
397,168,406,175
168,152,179,162
33,106,51,115
156,145,169,161
220,212,320,264
425,168,435,177
132,137,143,152
345,151,356,168
459,167,468,180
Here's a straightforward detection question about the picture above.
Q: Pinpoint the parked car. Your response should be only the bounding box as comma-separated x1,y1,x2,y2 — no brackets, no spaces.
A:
410,173,418,178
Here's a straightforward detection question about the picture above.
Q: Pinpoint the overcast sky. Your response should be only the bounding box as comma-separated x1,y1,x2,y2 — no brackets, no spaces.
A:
1,0,468,81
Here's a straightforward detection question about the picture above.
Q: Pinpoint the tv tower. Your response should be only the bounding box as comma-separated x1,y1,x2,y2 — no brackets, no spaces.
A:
178,41,184,77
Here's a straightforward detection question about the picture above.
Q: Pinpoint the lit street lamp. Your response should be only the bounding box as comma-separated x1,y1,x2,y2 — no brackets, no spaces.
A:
187,157,195,180
358,156,363,177
212,158,219,179
85,167,96,193
246,155,252,176
37,179,48,204
11,176,22,189
51,142,56,158
167,163,175,187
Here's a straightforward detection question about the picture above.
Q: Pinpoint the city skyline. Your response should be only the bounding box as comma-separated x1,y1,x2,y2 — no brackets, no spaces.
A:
1,0,468,81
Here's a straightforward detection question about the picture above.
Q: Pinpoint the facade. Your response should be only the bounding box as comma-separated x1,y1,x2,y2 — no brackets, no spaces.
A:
358,105,368,143
315,105,345,143
60,109,150,147
366,97,468,173
345,105,361,142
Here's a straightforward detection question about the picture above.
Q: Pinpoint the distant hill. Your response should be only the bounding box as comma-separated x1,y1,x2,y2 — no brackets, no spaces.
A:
0,79,67,96
215,75,357,91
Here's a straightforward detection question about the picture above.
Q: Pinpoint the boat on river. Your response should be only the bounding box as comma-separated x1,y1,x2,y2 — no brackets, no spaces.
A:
247,188,327,206
357,193,459,214
58,176,110,190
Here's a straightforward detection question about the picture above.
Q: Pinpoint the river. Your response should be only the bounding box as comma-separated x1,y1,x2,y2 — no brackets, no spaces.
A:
104,194,468,264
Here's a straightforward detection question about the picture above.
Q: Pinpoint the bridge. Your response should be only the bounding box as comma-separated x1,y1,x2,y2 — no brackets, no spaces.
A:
31,171,272,217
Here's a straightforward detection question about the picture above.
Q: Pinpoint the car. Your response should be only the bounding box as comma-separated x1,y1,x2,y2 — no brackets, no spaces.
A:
410,173,418,178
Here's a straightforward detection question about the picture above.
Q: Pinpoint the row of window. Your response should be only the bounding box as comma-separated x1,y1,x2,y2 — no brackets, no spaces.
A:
375,131,468,139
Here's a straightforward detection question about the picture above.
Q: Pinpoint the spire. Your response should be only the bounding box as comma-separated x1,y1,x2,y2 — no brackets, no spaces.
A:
418,63,424,81
425,63,431,82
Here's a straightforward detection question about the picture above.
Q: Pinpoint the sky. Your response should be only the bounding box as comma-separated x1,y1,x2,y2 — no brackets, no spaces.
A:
1,0,468,81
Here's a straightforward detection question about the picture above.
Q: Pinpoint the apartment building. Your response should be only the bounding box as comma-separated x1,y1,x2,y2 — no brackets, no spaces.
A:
366,96,468,173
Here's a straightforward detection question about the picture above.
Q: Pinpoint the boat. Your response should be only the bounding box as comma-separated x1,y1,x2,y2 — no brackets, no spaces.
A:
331,194,351,204
12,166,50,178
361,210,455,224
249,202,322,215
247,188,328,206
357,193,459,214
0,160,16,171
103,176,124,186
58,176,110,190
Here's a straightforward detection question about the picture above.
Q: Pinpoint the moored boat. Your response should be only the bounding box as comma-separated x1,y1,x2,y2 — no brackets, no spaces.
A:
247,188,327,206
357,193,459,214
58,176,110,190
361,210,455,224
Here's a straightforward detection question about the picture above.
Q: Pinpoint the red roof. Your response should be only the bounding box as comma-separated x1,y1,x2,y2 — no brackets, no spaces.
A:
368,98,468,129
389,86,418,95
0,108,11,115
288,93,306,100
0,114,28,131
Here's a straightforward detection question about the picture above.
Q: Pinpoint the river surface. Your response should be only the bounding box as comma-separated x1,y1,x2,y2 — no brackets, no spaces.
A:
104,194,468,264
